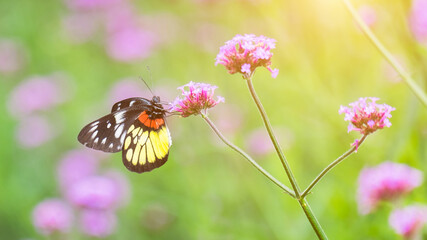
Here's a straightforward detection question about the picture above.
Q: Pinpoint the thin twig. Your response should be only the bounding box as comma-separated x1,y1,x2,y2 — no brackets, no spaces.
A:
301,134,368,198
201,114,296,198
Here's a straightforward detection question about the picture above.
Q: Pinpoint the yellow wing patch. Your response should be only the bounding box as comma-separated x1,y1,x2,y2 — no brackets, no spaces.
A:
122,123,171,173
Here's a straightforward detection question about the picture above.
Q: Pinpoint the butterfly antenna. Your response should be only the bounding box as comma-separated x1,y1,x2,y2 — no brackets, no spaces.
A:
139,75,154,96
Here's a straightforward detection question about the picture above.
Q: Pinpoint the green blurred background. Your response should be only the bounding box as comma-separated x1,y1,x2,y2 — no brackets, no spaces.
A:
0,0,426,239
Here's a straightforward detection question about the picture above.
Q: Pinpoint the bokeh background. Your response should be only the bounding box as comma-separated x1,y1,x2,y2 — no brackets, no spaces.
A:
0,0,426,239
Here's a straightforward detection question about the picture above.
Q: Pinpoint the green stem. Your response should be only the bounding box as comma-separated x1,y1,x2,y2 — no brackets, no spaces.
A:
245,78,328,240
301,134,368,198
341,0,427,107
201,114,296,198
245,79,301,197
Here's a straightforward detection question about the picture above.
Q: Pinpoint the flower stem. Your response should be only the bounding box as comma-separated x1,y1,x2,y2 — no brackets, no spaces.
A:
201,114,296,198
245,79,301,197
301,134,368,198
245,78,328,240
341,0,427,107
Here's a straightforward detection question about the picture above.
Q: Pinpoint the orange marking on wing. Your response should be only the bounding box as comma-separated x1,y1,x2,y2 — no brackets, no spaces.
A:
143,119,151,128
156,118,164,126
151,120,158,129
140,114,163,130
138,111,149,123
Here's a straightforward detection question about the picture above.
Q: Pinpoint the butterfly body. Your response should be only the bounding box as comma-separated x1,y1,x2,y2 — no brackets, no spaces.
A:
78,96,172,173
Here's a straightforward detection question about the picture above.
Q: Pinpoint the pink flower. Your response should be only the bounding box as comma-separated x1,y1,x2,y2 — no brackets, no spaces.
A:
103,170,131,208
57,149,100,189
245,127,294,156
357,161,423,215
169,82,224,117
190,23,227,53
389,205,427,239
209,104,244,137
409,0,427,45
8,74,69,117
32,199,73,235
0,39,26,75
358,5,377,27
16,115,55,148
108,78,148,104
106,26,157,62
108,78,175,107
66,175,121,210
246,128,274,156
215,34,279,79
62,13,100,43
339,97,395,135
65,0,123,11
80,209,117,237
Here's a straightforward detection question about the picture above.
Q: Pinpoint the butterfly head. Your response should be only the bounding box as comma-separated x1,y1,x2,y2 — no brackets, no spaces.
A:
148,96,167,118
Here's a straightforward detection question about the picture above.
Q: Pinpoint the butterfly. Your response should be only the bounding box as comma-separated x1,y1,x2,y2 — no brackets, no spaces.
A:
78,96,172,173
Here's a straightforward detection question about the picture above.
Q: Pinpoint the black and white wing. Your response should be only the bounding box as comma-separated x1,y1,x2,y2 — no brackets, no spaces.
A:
111,97,151,113
78,108,146,153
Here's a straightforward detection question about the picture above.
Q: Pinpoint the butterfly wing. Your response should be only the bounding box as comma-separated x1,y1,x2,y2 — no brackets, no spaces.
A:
121,111,172,173
111,98,151,113
78,106,150,153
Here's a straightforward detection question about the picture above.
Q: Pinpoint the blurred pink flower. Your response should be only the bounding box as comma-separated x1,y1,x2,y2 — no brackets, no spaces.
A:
32,199,73,235
67,175,121,210
169,81,224,117
358,5,377,27
57,149,100,189
106,26,157,62
103,170,131,208
140,13,181,46
80,209,117,237
246,128,274,156
245,127,294,156
215,34,279,79
16,115,54,148
65,0,123,10
210,104,244,137
62,13,100,43
382,56,408,83
357,162,423,215
108,78,148,104
8,75,68,117
0,39,26,75
104,2,137,33
389,205,427,239
339,97,395,136
409,0,427,45
191,23,229,53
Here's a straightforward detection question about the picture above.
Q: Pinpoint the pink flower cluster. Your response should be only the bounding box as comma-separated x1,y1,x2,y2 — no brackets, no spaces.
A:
62,0,159,62
215,34,279,79
389,205,427,239
8,74,71,148
409,0,427,45
33,149,130,238
169,82,224,117
32,199,73,235
339,97,395,135
357,161,423,215
8,75,68,117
